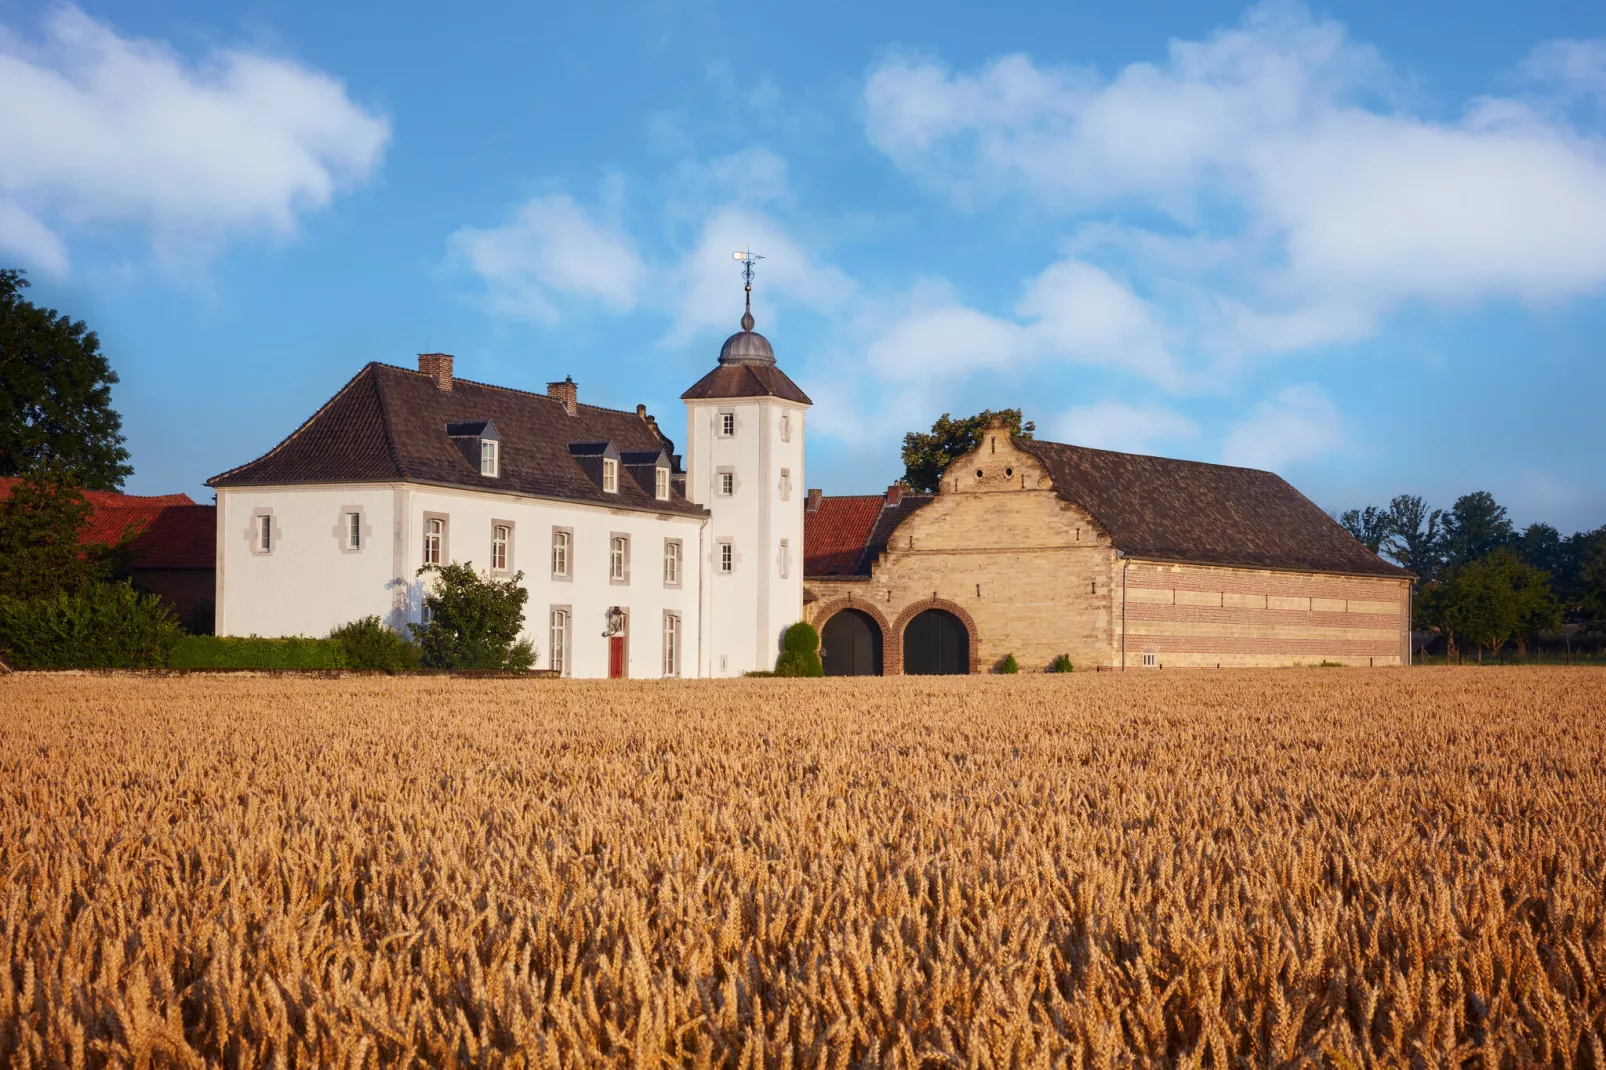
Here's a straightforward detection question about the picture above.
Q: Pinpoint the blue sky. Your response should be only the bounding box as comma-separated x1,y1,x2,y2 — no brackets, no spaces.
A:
4,0,1605,532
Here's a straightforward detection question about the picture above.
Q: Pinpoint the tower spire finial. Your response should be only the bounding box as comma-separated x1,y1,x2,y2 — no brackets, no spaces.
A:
733,247,763,331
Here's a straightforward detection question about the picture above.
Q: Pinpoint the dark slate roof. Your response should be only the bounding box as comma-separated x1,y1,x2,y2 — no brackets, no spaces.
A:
209,363,704,517
680,362,812,404
803,493,935,578
1019,439,1406,577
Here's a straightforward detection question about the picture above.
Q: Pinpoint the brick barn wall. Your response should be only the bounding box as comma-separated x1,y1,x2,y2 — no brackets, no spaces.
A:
1119,561,1412,668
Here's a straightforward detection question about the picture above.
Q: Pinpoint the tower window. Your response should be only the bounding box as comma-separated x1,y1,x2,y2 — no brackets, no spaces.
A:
718,469,735,496
779,468,791,501
718,540,734,574
780,413,791,442
719,411,735,437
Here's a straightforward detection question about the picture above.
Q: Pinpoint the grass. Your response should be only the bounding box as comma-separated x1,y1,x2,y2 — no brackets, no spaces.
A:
1,668,1602,1066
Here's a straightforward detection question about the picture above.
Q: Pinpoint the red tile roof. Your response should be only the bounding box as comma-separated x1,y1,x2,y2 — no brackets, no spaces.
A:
803,495,885,577
0,478,213,569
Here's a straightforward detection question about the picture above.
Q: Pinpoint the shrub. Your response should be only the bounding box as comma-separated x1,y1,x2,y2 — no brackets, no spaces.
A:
330,616,420,673
168,635,347,670
1050,654,1073,673
411,562,534,671
0,581,181,668
997,653,1020,674
774,621,823,677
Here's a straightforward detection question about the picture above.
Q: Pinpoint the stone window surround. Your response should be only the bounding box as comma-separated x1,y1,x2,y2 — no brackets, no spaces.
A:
663,537,683,588
716,537,736,575
609,532,631,585
717,466,736,497
551,526,574,581
422,512,450,566
491,519,514,573
717,409,736,438
336,506,369,553
549,605,572,677
250,508,278,555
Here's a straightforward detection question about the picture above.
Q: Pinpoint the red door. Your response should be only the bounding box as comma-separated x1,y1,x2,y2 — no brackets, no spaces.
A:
608,636,626,679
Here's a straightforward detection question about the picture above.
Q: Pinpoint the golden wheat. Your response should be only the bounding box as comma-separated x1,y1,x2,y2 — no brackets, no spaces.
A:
0,669,1602,1067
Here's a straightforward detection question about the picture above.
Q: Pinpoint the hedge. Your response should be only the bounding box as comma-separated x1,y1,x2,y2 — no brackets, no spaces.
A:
0,582,182,669
168,635,348,670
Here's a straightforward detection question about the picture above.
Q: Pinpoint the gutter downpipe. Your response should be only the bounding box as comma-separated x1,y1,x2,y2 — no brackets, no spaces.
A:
698,512,709,677
1121,556,1129,671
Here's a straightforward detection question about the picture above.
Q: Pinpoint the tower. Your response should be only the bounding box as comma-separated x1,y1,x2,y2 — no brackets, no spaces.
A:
681,252,812,676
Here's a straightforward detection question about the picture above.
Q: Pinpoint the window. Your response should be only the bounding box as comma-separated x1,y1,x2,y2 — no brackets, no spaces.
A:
480,439,499,478
345,512,361,551
718,540,733,575
1141,652,1158,669
779,468,791,501
718,469,735,497
610,535,630,584
254,513,273,553
491,524,511,571
663,612,681,677
663,539,682,586
551,528,571,579
423,517,445,565
779,537,790,579
655,466,669,501
550,607,571,676
602,458,618,493
781,413,791,442
719,411,735,437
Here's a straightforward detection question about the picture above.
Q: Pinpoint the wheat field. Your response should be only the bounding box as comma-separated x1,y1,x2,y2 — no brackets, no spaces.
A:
1,669,1603,1068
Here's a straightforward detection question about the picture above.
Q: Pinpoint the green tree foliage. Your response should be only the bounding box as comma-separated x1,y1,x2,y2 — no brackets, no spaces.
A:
1381,494,1444,582
997,653,1020,674
774,621,823,677
900,409,1035,494
1442,491,1514,568
329,615,421,673
1338,505,1390,554
0,581,180,668
410,562,534,671
1417,549,1559,661
0,269,132,489
1581,535,1606,628
0,465,122,599
1050,654,1073,673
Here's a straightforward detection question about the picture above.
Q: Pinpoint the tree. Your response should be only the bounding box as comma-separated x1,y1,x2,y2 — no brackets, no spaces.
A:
900,409,1035,494
410,562,534,670
0,465,118,599
1380,494,1445,582
774,621,823,677
1339,505,1390,554
1441,491,1514,568
0,270,132,489
1420,549,1555,662
1581,533,1606,630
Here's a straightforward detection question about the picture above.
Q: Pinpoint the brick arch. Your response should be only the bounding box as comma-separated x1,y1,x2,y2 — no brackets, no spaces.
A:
811,596,893,675
888,597,981,675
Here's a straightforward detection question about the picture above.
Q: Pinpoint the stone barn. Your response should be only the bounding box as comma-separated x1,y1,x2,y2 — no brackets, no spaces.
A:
802,417,1411,674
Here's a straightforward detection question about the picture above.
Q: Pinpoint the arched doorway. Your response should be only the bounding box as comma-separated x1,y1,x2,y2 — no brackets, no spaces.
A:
903,608,969,675
821,608,883,676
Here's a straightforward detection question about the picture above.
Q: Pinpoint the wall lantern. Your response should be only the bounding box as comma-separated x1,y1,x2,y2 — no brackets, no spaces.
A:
603,606,626,637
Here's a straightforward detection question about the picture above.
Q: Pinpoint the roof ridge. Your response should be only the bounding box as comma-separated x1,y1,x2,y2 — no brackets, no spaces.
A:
1024,436,1281,478
208,364,391,486
369,362,408,480
375,361,656,423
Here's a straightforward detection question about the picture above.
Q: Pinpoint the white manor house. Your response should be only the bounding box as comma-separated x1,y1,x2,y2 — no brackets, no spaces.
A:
209,293,807,679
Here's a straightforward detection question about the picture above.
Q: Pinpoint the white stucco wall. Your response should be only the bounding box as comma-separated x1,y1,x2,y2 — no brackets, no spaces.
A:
683,397,806,676
217,482,705,678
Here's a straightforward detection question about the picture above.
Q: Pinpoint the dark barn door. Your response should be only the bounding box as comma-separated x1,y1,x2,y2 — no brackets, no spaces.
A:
821,609,883,676
903,609,968,675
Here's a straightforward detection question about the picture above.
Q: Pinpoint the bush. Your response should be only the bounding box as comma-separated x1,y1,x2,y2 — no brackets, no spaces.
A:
774,621,823,677
998,653,1020,674
168,635,347,670
411,562,534,671
330,616,419,673
0,582,181,668
1050,654,1073,673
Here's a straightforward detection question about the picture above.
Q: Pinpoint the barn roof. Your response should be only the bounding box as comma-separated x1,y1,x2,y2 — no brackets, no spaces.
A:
802,439,1405,581
0,478,213,569
208,363,705,518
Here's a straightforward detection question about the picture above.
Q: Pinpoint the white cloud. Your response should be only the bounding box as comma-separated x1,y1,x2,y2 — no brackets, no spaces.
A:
1221,383,1342,471
862,4,1606,358
0,6,388,271
449,195,644,320
1520,38,1606,105
1052,401,1198,455
0,199,69,276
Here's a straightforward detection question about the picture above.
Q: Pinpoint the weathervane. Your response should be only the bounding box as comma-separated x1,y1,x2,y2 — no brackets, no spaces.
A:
733,247,764,331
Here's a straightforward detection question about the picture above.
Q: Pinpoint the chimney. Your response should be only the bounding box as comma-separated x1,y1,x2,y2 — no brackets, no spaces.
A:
805,488,823,513
418,353,454,391
636,403,648,419
547,376,577,417
886,484,905,506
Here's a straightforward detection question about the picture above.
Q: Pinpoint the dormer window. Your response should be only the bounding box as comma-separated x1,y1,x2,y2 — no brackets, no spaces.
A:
603,458,618,493
655,466,669,501
447,420,499,479
480,439,498,477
